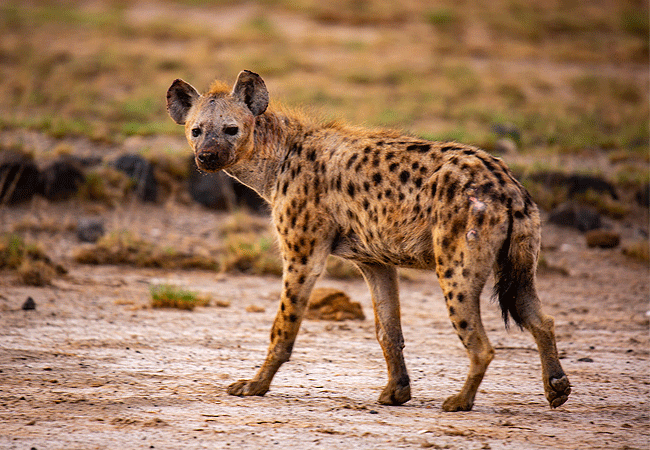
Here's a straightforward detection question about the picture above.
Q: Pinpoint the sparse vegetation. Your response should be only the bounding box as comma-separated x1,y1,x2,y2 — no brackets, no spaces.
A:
0,233,66,285
74,230,218,270
150,284,210,310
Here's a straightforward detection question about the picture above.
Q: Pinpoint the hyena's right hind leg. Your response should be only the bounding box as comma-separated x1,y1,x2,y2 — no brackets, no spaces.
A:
494,212,571,408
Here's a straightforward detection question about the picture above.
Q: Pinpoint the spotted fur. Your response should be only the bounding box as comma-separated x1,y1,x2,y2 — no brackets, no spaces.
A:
166,70,571,411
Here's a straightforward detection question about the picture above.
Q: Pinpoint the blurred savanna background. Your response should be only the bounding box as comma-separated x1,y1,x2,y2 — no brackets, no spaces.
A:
1,3,650,448
0,0,648,280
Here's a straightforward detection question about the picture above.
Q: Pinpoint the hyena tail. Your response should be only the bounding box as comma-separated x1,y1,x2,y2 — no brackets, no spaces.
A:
493,198,540,329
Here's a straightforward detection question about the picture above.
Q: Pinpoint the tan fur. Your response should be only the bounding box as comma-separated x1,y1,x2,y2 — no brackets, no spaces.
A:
166,70,571,411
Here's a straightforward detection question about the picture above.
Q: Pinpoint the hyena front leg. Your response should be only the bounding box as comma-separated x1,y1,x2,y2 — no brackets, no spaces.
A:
227,233,331,397
356,263,411,406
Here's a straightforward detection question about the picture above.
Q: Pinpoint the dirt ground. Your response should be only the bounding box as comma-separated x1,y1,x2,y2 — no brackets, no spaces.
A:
0,201,648,450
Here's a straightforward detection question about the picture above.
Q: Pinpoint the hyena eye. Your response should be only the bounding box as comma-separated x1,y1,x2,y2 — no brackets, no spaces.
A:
191,127,201,138
223,126,239,136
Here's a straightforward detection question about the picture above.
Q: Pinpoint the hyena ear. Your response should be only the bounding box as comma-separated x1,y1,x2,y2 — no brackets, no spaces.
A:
231,70,269,116
166,79,200,125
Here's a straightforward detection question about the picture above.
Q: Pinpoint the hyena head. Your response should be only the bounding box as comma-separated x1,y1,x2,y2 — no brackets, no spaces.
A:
166,70,269,172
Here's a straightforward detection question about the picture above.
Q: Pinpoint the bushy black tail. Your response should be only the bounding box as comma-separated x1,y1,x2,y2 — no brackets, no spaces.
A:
493,201,527,329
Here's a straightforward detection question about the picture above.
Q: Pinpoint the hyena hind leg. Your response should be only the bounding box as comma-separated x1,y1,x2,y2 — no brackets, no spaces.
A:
435,250,495,412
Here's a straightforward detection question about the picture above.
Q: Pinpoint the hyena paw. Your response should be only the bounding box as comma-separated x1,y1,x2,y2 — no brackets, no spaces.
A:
227,379,269,397
546,374,571,408
378,380,411,406
442,394,474,412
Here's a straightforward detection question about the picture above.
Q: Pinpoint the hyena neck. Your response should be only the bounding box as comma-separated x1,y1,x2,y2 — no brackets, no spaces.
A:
224,108,314,203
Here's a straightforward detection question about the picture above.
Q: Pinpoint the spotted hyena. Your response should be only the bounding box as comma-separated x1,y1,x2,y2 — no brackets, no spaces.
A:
166,70,571,411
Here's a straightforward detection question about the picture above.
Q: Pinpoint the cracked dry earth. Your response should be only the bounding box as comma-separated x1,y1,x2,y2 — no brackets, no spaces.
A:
0,203,648,450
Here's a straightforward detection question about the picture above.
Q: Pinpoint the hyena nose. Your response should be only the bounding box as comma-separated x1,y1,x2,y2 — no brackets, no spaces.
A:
197,152,218,165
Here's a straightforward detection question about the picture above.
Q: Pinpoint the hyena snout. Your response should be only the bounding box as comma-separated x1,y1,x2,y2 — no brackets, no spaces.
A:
195,150,231,172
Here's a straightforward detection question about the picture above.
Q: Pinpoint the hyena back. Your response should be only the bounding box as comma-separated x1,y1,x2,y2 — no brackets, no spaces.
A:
166,70,571,411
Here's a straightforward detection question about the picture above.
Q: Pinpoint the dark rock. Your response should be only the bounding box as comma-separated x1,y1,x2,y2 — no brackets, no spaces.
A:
188,164,236,210
38,158,85,201
530,171,618,200
187,156,267,213
565,174,618,200
548,203,602,231
22,297,36,310
232,179,267,214
0,151,40,205
113,154,157,202
574,207,603,232
636,183,649,207
77,218,105,243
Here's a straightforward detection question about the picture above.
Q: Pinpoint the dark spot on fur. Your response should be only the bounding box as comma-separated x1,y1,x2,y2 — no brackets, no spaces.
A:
431,183,437,197
446,181,457,202
414,177,423,188
281,302,285,311
449,306,455,315
389,162,399,172
307,149,316,161
399,170,410,183
440,145,461,152
443,268,453,278
347,182,356,197
346,153,358,169
514,210,525,219
412,162,420,170
463,149,476,156
372,173,382,185
457,293,465,302
282,181,289,195
363,181,370,191
406,143,431,153
385,189,392,199
301,255,308,265
459,320,468,329
462,268,470,277
385,151,395,160
289,313,297,322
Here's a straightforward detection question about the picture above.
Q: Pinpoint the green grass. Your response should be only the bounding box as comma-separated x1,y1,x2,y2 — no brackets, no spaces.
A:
150,284,210,311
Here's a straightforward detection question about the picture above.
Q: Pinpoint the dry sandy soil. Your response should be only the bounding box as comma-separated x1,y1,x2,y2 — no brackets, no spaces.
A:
0,201,648,450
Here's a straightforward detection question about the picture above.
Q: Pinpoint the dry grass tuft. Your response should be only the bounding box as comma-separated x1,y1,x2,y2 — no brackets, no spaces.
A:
74,230,218,270
0,233,66,285
622,240,649,263
220,232,283,276
76,166,135,206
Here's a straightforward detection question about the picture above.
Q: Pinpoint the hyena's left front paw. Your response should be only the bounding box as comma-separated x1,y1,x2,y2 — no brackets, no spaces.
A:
227,379,270,397
378,378,411,405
